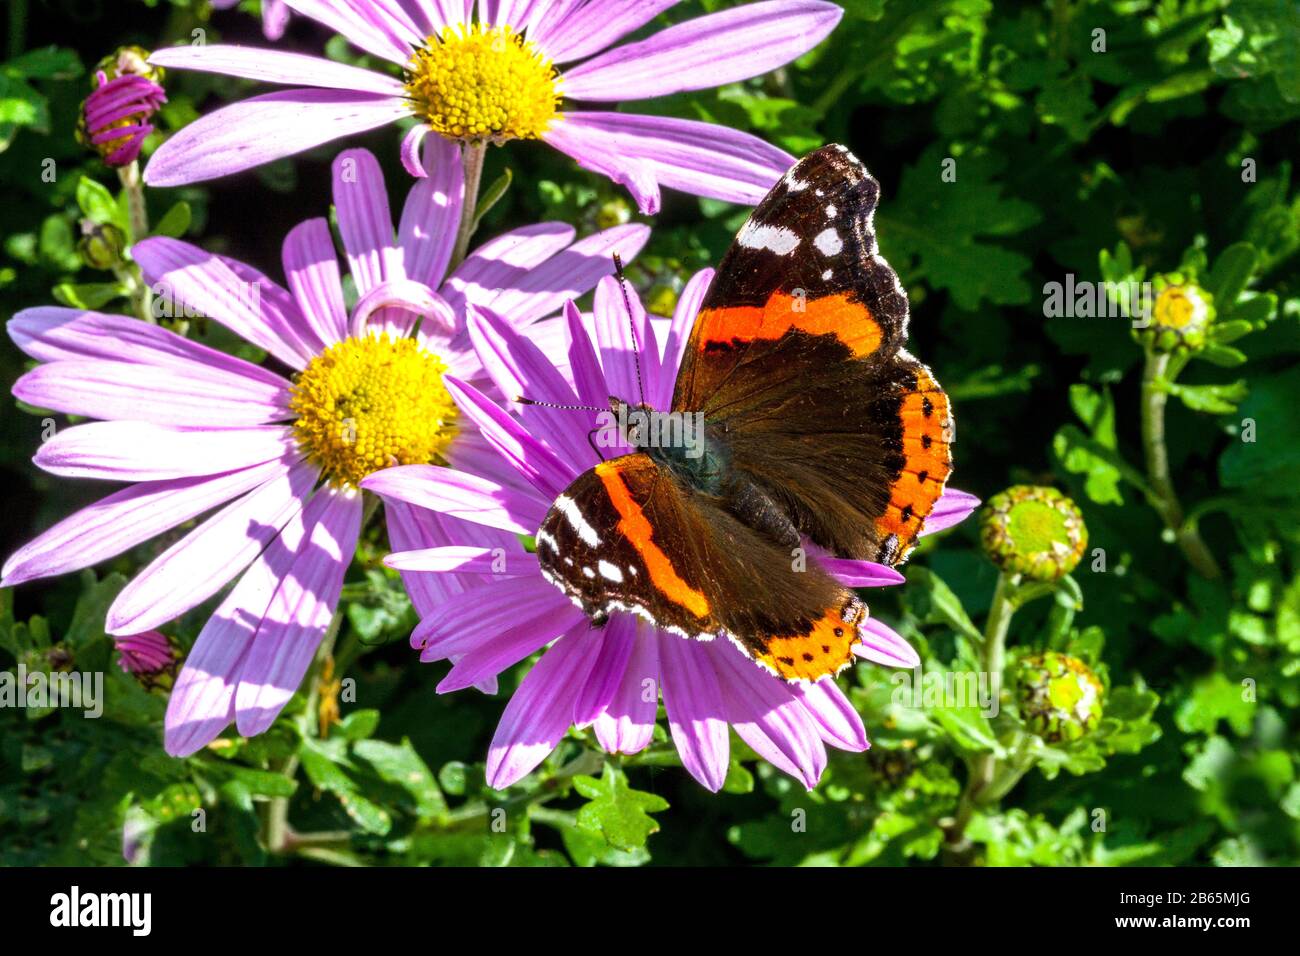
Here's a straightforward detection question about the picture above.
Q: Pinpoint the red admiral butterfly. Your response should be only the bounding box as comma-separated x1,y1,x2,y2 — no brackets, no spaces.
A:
536,145,954,682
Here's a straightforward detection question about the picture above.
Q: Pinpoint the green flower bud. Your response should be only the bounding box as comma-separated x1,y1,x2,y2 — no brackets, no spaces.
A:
1134,273,1215,354
78,220,127,270
980,485,1087,581
1015,651,1104,742
595,198,631,231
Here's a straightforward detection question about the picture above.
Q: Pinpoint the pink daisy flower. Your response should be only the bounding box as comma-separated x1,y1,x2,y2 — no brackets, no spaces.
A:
3,138,647,757
143,0,843,213
362,274,978,791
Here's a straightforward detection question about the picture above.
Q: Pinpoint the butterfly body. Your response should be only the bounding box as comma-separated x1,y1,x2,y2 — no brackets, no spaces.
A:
537,145,954,682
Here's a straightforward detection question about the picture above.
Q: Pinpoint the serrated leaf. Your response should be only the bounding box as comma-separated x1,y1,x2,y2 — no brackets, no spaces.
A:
573,765,668,852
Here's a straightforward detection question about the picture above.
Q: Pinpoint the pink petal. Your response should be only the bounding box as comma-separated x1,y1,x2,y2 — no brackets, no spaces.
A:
541,1,682,63
444,375,577,499
1,458,287,588
821,556,905,588
436,601,576,692
399,135,464,288
8,308,292,393
564,300,609,408
281,0,418,63
143,89,408,187
658,634,729,792
547,112,793,208
410,576,574,657
543,117,659,213
921,488,980,536
234,485,363,735
789,679,869,752
106,457,318,635
442,222,576,318
361,463,548,534
14,359,289,427
465,305,597,469
485,620,601,789
713,642,826,789
132,237,315,370
561,1,841,100
592,618,660,755
477,222,651,325
282,218,349,347
384,545,538,575
34,422,293,481
384,490,525,616
853,616,921,668
147,44,404,96
573,614,637,727
592,273,659,405
333,148,401,296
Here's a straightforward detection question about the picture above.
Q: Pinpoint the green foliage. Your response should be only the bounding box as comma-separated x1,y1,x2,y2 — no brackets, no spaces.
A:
2,0,1299,868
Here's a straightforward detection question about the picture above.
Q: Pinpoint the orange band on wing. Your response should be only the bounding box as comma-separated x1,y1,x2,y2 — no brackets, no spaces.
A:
697,292,882,358
595,461,711,620
875,364,953,548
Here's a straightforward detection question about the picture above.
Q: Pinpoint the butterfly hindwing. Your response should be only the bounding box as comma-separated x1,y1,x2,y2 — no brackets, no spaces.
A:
535,453,866,681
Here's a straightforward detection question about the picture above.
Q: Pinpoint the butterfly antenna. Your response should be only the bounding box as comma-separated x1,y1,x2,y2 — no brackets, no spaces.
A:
613,253,647,407
514,396,605,412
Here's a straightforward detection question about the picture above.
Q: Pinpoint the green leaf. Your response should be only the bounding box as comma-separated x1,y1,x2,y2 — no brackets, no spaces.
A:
1208,1,1300,103
152,202,192,239
472,167,513,231
3,47,82,80
1197,344,1248,367
1167,380,1248,415
299,739,392,835
573,765,668,852
877,147,1041,310
52,282,125,310
353,737,447,821
1175,673,1256,737
76,177,121,227
1205,242,1258,307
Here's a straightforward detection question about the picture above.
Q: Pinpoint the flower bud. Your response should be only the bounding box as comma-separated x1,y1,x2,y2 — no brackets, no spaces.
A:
114,630,177,684
77,46,167,167
1015,651,1104,742
78,220,127,270
980,485,1087,581
1134,273,1215,354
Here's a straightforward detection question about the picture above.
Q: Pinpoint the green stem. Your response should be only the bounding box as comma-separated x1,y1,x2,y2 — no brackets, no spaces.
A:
118,161,154,323
948,572,1019,855
264,609,344,854
449,141,487,271
1139,351,1222,579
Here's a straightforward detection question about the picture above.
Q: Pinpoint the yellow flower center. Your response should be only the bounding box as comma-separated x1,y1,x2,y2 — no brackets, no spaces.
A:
1153,285,1207,331
405,23,561,143
290,334,457,488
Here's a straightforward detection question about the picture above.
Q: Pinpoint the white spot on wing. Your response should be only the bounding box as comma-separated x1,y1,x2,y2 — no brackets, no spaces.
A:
826,204,837,218
597,560,624,583
738,220,800,255
814,228,843,256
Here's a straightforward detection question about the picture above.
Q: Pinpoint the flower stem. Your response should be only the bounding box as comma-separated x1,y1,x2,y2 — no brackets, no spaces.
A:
117,160,154,323
947,572,1019,857
449,140,488,271
1139,351,1222,579
264,608,344,854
